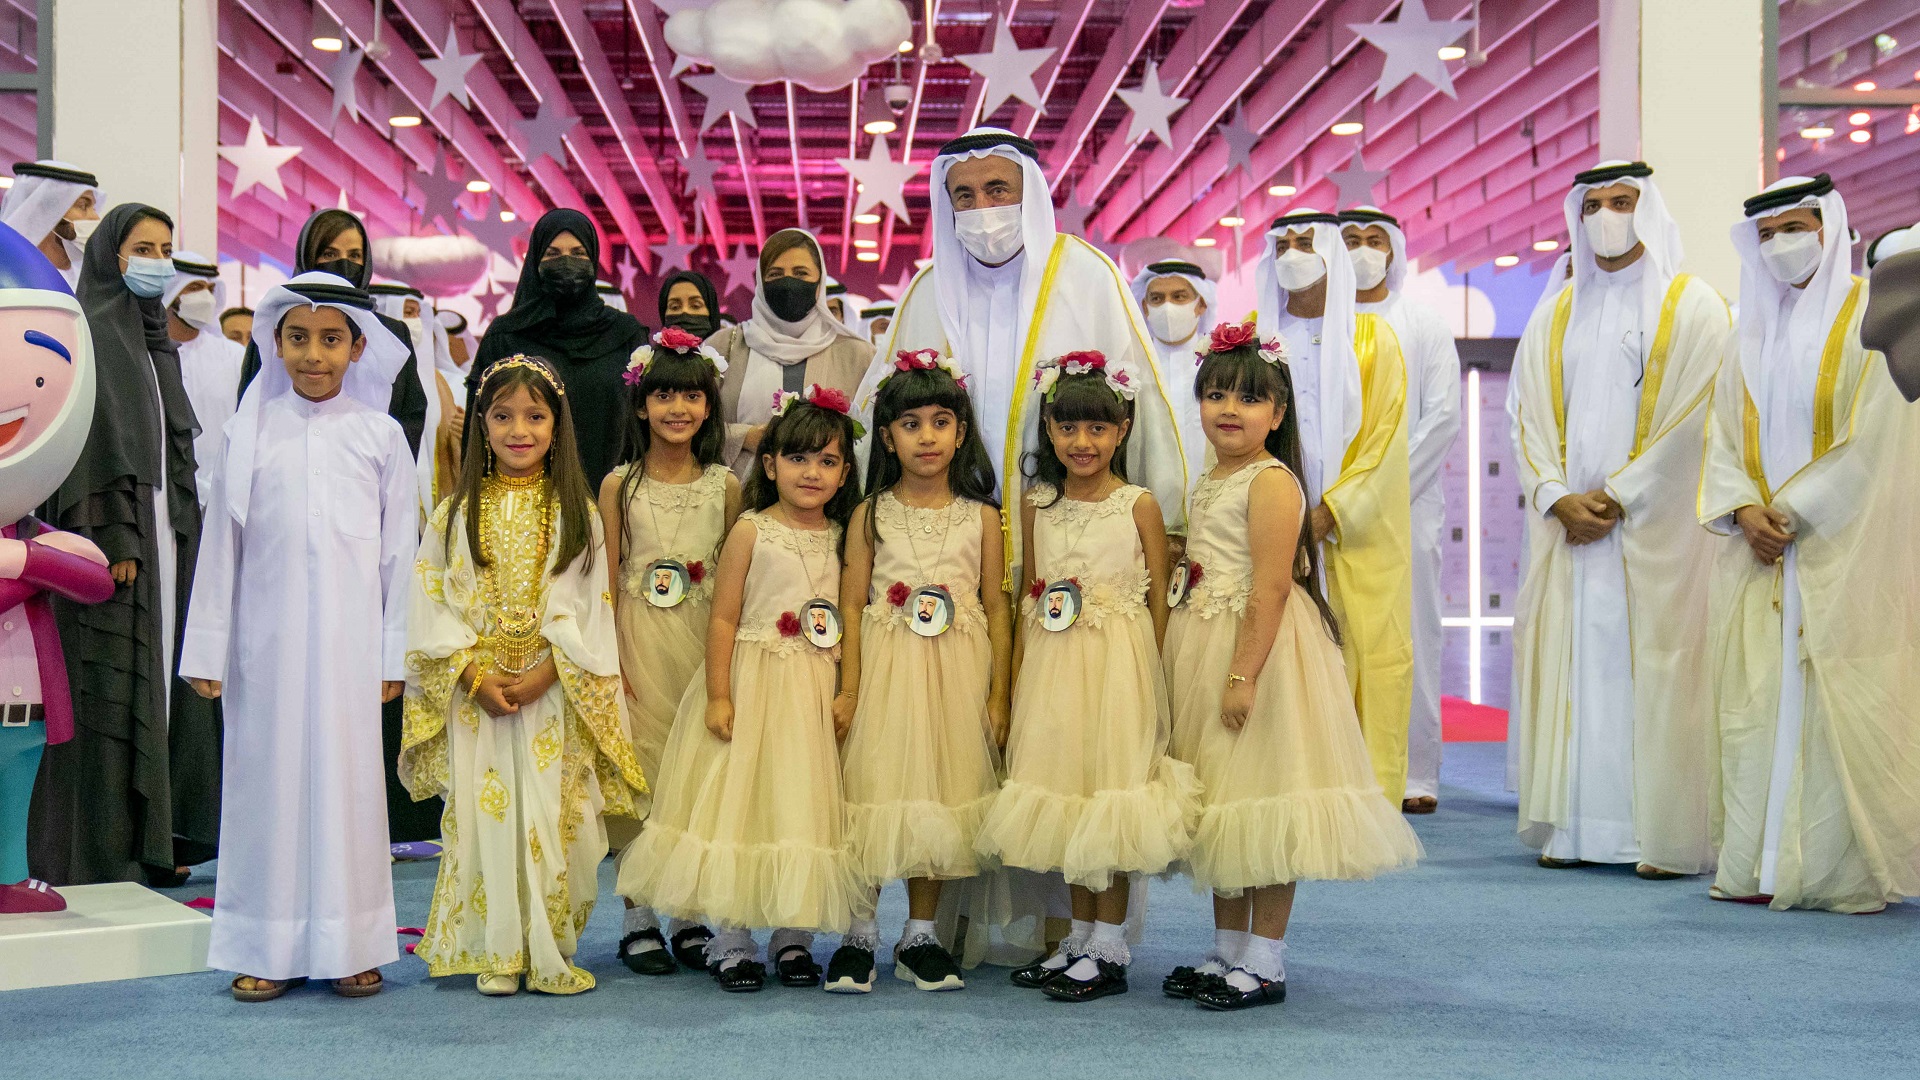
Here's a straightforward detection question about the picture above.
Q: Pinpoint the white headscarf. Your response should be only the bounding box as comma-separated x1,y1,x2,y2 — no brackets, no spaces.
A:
927,127,1058,367
740,227,858,364
1729,174,1854,451
229,273,410,526
162,252,227,332
0,161,98,247
1256,208,1362,498
1561,161,1685,353
1128,259,1220,339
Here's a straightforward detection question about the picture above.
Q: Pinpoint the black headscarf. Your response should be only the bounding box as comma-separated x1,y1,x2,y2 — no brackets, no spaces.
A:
657,270,720,337
295,209,373,287
53,203,199,519
471,208,647,481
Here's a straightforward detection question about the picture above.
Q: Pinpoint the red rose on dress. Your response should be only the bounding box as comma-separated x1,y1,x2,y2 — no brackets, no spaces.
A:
1028,579,1045,600
1187,561,1204,590
777,611,802,637
687,561,706,584
806,385,853,415
1209,320,1258,353
887,581,911,607
655,326,705,352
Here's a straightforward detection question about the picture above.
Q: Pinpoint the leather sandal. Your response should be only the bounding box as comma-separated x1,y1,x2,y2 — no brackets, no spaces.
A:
332,970,383,998
231,975,306,1002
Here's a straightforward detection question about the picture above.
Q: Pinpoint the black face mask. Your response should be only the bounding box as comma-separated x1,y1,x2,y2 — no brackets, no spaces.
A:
664,312,715,337
540,255,597,300
314,257,366,286
763,275,816,323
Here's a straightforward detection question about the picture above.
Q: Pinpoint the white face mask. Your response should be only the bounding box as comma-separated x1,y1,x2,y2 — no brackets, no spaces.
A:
1273,248,1327,293
1760,230,1823,285
1348,246,1389,290
70,216,100,244
954,204,1024,266
1146,300,1199,344
1584,207,1639,259
174,288,217,329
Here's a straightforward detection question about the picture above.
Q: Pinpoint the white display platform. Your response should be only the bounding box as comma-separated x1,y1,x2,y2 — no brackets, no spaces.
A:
0,882,211,991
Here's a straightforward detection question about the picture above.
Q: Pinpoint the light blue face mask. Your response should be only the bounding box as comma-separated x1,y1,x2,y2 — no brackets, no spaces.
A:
122,255,174,298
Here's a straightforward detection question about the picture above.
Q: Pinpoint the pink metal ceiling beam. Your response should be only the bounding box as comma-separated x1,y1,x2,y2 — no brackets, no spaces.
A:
1780,0,1890,66
1040,0,1184,186
1402,124,1597,252
731,109,769,243
876,24,933,275
620,0,728,248
1430,195,1570,270
1006,0,1099,138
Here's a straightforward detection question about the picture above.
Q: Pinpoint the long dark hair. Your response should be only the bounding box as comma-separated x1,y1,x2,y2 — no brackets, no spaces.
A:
446,356,599,576
862,365,999,547
744,401,863,528
1023,372,1133,509
1195,348,1342,643
614,350,725,553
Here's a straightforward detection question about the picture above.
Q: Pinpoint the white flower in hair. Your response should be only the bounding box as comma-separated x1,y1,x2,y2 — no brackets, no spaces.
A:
1032,349,1137,400
625,326,727,385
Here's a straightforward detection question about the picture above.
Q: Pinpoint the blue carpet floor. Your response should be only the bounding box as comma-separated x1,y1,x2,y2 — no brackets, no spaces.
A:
4,742,1914,1079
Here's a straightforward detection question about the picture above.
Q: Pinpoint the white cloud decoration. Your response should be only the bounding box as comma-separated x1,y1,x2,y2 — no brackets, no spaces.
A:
662,0,912,92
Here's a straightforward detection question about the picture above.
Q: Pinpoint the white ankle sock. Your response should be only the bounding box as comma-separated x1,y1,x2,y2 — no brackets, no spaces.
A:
666,917,707,938
1043,919,1095,971
1207,928,1248,972
709,927,756,970
901,918,938,947
622,906,664,954
1062,920,1129,980
843,917,879,951
1225,934,1286,991
770,927,814,960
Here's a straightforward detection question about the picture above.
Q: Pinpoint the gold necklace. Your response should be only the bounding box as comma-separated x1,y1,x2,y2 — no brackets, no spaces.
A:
478,469,553,674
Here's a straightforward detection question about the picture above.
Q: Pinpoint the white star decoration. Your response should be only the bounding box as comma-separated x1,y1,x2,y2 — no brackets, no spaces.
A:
1349,0,1475,100
651,236,699,275
717,244,759,298
1115,60,1187,148
1054,186,1093,236
617,252,643,292
877,264,918,303
1217,105,1261,180
422,25,483,111
684,72,759,131
836,135,920,225
1326,149,1390,209
516,98,580,167
329,46,365,132
957,16,1054,122
682,143,721,200
335,186,354,213
462,195,523,261
218,115,302,200
412,144,469,232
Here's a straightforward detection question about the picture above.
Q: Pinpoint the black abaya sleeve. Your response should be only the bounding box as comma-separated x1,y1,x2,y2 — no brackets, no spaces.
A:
378,312,429,457
236,340,261,403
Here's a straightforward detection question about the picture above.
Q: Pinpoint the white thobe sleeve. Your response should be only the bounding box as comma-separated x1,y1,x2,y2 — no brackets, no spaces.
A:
178,439,237,683
1512,304,1572,516
378,422,421,681
1407,310,1462,495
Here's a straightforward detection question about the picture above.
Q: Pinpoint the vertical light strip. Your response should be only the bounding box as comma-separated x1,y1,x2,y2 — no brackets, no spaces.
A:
1466,367,1484,704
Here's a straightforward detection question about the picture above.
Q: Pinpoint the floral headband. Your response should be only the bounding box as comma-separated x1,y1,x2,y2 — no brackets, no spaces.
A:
1031,349,1136,401
483,353,565,396
624,326,728,386
1194,316,1287,367
772,383,867,439
880,348,970,390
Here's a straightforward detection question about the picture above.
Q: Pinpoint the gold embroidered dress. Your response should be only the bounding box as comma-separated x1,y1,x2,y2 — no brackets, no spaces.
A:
1164,459,1420,894
401,475,645,992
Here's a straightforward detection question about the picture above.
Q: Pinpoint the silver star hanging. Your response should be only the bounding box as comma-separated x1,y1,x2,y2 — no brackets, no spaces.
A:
1054,185,1093,236
1115,60,1188,148
475,282,508,321
684,72,759,131
219,115,303,200
617,251,643,292
329,46,365,132
462,195,524,261
1217,105,1261,180
1325,149,1389,209
413,143,468,232
877,263,918,302
515,97,580,167
423,25,483,111
1349,0,1475,100
957,16,1054,122
836,135,920,225
717,244,759,298
682,143,721,200
651,236,699,275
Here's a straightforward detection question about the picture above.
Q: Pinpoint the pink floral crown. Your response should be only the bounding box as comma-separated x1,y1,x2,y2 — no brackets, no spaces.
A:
1031,349,1135,401
772,383,867,439
1193,316,1287,367
624,326,727,386
881,348,970,390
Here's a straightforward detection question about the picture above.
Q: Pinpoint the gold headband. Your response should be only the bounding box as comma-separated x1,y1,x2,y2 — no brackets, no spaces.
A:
483,354,565,396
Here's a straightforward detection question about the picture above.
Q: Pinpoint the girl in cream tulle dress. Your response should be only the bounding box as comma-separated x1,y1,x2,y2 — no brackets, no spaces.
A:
826,352,1010,994
975,354,1199,1004
1160,325,1421,1013
602,330,741,975
616,391,864,993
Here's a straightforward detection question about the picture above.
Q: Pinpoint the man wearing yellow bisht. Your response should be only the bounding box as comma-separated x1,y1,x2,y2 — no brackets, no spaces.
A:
858,127,1189,588
1699,174,1920,914
1510,162,1730,880
1253,207,1412,804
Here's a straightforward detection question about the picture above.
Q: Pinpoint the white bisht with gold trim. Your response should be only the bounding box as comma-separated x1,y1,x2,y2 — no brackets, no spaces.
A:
1700,176,1920,912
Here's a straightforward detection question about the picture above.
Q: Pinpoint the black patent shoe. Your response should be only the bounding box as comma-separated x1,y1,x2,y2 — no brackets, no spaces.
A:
1193,970,1286,1011
823,945,875,994
1010,956,1070,989
775,946,823,987
1041,959,1129,1002
619,928,679,975
712,959,765,993
1161,964,1222,1000
670,925,715,971
894,941,965,991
